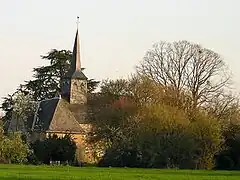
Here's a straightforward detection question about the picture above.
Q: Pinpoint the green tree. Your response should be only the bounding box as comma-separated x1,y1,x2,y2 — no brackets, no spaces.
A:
23,49,99,101
32,134,77,165
0,126,30,164
1,91,37,132
1,49,100,131
10,92,37,132
134,104,195,168
1,93,15,132
88,78,137,146
189,112,223,169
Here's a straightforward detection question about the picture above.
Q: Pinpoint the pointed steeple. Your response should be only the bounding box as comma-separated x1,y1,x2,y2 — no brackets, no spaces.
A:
65,18,87,80
71,29,81,72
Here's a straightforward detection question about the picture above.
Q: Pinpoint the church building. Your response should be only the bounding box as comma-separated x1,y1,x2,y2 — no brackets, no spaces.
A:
30,26,95,163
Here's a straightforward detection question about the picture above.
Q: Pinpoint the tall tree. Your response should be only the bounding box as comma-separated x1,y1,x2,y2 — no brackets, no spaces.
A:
1,93,15,131
23,49,99,101
1,49,100,131
137,40,231,109
24,49,72,101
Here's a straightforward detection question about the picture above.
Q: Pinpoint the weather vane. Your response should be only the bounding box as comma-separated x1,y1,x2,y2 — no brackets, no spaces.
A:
77,16,80,29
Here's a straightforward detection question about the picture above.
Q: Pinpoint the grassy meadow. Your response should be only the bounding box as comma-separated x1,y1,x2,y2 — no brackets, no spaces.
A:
0,164,239,180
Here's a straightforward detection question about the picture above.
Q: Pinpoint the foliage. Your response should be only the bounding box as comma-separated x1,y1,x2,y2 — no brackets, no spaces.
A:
31,134,77,165
0,127,30,164
1,91,37,133
98,145,142,168
1,93,16,131
22,49,99,101
215,124,240,170
10,92,37,132
25,49,72,100
88,79,136,144
92,76,224,169
189,112,223,169
133,104,194,168
20,49,99,101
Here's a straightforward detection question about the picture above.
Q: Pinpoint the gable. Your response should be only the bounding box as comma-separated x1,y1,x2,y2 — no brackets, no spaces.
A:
48,99,85,133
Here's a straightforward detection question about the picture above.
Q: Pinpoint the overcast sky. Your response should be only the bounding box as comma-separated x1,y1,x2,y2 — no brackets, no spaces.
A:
1,0,240,105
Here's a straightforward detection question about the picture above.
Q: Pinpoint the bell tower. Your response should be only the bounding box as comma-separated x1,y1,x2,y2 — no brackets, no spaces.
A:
61,18,88,105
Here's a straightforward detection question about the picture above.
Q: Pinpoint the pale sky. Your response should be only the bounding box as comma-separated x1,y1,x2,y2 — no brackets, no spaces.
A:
0,0,240,104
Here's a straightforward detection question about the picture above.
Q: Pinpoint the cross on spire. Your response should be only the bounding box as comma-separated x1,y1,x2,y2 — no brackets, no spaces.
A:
76,16,80,29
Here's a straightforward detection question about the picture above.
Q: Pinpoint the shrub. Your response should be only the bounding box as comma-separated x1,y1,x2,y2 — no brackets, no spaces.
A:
0,127,30,164
32,134,77,165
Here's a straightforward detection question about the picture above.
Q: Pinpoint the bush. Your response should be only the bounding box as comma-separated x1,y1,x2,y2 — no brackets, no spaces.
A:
215,124,240,170
0,127,30,164
98,145,142,167
31,134,77,165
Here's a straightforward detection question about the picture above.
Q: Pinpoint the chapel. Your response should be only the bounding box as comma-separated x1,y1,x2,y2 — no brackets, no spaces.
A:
29,25,95,163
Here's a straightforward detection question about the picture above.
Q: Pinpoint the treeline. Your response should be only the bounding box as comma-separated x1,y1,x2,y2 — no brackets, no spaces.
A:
89,78,227,169
86,41,240,169
1,41,240,169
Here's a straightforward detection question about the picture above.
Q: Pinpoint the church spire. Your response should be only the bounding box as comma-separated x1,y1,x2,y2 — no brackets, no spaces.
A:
72,27,81,72
65,17,87,80
71,16,81,72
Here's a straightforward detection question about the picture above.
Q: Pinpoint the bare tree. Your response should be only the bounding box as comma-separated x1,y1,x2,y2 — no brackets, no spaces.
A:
137,40,231,108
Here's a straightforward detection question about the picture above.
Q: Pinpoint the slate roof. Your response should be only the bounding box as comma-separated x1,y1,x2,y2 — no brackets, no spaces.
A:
64,29,87,80
64,70,88,80
31,97,88,133
32,98,59,131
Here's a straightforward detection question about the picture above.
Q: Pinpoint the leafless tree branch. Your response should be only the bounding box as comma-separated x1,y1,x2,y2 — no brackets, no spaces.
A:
136,40,232,109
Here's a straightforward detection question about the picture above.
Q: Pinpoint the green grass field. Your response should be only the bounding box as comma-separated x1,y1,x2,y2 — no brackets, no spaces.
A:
0,164,239,180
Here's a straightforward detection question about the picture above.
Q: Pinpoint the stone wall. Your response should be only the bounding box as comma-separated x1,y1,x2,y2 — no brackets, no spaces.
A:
70,79,87,105
48,99,83,132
